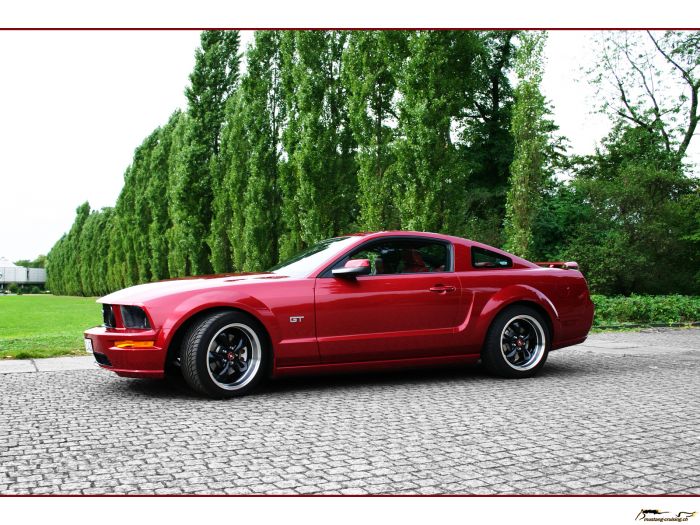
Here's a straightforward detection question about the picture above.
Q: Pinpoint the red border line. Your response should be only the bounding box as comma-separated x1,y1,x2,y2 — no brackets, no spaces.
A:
1,21,697,500
0,27,699,30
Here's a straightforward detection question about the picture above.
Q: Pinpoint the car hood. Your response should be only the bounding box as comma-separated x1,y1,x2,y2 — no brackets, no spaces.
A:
98,272,291,305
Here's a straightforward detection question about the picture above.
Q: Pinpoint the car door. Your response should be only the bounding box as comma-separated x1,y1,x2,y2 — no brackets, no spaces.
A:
314,238,463,363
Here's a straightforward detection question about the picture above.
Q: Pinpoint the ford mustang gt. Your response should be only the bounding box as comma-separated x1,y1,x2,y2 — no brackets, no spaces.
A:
84,231,594,397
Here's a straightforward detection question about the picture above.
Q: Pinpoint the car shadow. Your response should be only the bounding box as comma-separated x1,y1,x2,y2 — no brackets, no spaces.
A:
260,362,489,395
112,353,593,399
262,355,593,395
116,377,191,398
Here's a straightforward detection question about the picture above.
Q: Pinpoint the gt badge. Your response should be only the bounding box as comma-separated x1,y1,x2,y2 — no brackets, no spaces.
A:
289,316,304,323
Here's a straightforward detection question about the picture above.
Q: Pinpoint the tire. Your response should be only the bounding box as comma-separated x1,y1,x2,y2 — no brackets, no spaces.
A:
482,305,550,378
181,310,269,398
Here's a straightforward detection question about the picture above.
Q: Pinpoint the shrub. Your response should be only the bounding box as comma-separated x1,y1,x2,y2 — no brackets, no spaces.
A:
592,294,700,326
7,283,19,294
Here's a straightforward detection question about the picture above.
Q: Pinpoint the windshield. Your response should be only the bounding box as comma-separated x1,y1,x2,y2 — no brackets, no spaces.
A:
269,237,357,277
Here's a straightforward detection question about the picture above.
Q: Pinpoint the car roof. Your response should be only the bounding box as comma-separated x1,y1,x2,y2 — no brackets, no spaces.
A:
332,231,537,270
343,230,466,243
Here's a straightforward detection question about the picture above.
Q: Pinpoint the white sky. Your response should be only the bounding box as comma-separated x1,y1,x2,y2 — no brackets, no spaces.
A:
0,30,697,262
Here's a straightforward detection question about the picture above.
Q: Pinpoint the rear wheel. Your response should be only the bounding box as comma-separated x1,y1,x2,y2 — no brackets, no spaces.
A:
181,311,268,398
482,305,550,378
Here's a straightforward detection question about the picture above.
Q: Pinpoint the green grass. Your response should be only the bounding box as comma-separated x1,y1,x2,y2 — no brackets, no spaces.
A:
2,293,699,360
0,295,101,359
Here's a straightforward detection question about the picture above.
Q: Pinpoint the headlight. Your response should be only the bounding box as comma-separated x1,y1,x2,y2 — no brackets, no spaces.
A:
102,304,116,328
120,305,151,329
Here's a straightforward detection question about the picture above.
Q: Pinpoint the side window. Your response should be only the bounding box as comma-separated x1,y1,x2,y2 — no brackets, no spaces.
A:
471,246,512,269
344,239,450,275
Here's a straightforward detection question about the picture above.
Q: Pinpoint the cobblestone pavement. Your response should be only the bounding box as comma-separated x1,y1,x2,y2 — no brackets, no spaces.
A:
1,329,698,495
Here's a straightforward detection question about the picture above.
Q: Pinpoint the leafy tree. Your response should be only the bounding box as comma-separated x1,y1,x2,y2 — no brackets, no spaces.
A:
285,31,357,246
576,30,700,292
238,31,285,271
14,255,46,268
169,30,241,276
591,30,700,162
276,31,305,260
343,31,408,231
462,31,518,245
210,31,287,273
166,113,191,277
92,208,115,295
45,29,700,300
215,91,251,271
130,131,160,283
46,202,90,295
105,208,124,292
504,31,549,259
148,112,182,281
113,167,139,288
45,236,65,293
395,30,481,234
65,202,91,295
78,208,114,295
208,146,233,273
560,126,699,294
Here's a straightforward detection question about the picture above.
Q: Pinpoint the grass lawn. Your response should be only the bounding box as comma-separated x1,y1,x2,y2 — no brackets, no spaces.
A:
0,295,101,359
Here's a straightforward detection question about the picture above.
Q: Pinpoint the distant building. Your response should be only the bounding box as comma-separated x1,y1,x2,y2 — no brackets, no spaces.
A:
0,257,46,290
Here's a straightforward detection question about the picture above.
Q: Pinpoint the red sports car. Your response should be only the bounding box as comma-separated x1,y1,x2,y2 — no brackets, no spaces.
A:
84,231,594,398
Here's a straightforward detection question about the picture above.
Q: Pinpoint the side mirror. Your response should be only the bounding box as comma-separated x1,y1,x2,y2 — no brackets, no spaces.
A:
332,259,371,278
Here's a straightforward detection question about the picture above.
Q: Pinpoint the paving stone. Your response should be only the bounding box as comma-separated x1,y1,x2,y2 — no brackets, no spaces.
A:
0,328,698,494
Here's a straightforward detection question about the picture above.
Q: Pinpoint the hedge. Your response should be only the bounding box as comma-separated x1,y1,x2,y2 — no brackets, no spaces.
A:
591,294,700,327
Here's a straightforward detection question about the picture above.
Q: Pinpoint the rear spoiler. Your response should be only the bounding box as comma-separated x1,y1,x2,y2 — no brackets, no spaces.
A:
535,261,579,270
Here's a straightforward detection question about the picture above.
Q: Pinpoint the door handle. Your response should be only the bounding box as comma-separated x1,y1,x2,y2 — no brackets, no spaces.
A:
429,285,456,293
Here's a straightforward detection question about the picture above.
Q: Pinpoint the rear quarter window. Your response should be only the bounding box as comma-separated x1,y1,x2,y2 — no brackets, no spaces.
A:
471,246,512,269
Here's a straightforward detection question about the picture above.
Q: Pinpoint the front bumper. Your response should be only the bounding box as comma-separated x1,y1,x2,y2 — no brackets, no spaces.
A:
84,326,166,379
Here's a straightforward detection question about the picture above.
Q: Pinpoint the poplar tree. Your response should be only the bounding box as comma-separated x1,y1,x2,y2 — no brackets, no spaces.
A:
106,210,126,292
283,31,357,248
169,30,241,276
217,92,251,271
46,202,90,295
77,210,101,295
93,208,115,295
166,113,191,277
130,132,158,283
277,31,305,260
464,31,518,244
239,31,285,271
209,31,286,273
147,112,181,281
395,31,481,233
343,31,407,231
46,235,65,293
208,124,234,273
504,31,549,259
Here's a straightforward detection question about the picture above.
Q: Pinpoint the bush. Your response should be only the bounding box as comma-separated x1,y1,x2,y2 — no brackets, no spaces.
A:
30,286,41,294
7,283,19,294
592,294,700,326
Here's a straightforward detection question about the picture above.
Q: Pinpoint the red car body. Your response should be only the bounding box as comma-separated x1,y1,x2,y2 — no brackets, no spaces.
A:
84,231,593,382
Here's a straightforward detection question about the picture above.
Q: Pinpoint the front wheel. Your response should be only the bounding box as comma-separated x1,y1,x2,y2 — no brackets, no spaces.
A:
181,311,269,398
482,305,550,378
